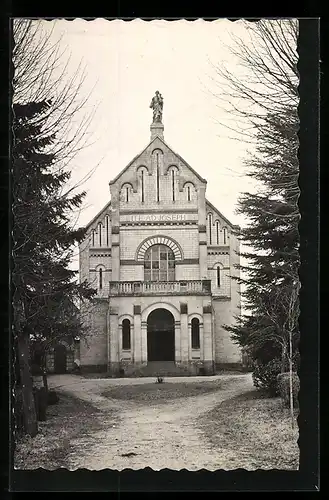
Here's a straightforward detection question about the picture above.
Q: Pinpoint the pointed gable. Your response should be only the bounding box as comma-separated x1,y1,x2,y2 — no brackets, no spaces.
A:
206,199,239,230
85,201,111,230
109,135,207,192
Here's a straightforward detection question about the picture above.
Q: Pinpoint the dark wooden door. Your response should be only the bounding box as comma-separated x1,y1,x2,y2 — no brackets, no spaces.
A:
147,309,175,362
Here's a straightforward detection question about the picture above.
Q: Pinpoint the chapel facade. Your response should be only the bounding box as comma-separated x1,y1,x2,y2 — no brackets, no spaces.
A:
78,94,241,376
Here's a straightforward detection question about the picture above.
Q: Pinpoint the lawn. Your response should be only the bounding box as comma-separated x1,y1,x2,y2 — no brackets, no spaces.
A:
101,379,235,405
14,393,116,470
199,389,299,470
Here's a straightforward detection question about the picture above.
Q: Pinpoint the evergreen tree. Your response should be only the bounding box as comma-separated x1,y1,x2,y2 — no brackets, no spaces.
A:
225,105,300,383
12,100,96,434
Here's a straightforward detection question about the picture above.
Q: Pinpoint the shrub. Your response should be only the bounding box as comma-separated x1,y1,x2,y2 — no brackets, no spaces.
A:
277,372,300,408
252,358,282,396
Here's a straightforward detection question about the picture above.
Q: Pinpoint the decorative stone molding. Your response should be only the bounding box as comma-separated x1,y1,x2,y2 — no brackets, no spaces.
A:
198,225,207,233
120,258,198,266
120,208,198,215
136,235,183,261
112,226,120,234
89,253,111,258
133,305,141,315
121,221,197,227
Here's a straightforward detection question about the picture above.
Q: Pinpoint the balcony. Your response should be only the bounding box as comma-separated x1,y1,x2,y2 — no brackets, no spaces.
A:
109,280,212,296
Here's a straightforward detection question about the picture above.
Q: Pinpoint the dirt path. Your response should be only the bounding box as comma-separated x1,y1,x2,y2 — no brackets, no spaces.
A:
49,374,254,471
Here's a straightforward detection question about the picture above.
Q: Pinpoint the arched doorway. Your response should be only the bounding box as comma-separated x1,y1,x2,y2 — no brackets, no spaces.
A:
54,344,67,373
147,308,175,362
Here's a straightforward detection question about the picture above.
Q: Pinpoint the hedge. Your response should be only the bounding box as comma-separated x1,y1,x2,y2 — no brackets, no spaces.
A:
252,358,282,396
277,371,300,408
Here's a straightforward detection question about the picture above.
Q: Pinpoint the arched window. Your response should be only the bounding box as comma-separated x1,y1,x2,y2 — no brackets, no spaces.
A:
98,222,102,247
144,244,175,282
217,266,221,288
223,227,227,245
126,186,129,203
208,213,212,245
122,319,131,350
141,169,145,203
191,318,200,349
172,169,176,201
91,230,95,247
105,215,110,247
187,185,191,202
99,268,103,291
156,152,160,202
216,221,220,245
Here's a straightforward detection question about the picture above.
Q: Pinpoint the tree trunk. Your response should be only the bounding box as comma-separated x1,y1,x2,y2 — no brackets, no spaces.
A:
42,370,48,393
281,340,288,373
41,352,48,393
289,329,294,429
17,334,38,437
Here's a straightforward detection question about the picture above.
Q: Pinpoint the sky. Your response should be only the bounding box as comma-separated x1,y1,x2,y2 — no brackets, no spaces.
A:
39,18,260,239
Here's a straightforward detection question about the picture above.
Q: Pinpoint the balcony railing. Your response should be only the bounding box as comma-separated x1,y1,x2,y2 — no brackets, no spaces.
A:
109,280,212,296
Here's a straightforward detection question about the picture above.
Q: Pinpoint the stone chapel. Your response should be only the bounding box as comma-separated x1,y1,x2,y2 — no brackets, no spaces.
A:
78,93,241,376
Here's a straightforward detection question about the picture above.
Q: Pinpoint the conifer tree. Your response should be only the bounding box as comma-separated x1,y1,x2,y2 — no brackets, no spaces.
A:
211,20,300,419
225,105,300,375
12,99,96,434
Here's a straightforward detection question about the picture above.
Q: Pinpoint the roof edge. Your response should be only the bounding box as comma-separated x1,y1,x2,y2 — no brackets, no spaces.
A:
85,200,111,230
206,198,239,229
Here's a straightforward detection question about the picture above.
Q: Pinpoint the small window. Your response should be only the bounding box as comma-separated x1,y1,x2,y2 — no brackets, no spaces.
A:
216,221,220,245
191,318,200,349
91,230,95,247
141,169,145,203
208,214,212,245
98,223,102,247
122,319,131,350
172,169,175,202
126,186,129,203
99,268,103,291
223,228,227,245
217,267,221,288
187,185,191,202
105,216,109,247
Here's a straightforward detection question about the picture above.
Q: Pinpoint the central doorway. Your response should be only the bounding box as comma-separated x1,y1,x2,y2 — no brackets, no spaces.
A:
147,308,175,362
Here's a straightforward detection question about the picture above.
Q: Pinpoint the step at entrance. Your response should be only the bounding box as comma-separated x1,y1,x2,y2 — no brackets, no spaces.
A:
141,361,187,377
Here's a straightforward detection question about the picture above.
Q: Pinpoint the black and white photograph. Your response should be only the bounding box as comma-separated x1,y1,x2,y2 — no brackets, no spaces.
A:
12,18,304,473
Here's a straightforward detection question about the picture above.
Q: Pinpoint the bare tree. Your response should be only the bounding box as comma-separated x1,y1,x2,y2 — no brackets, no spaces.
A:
210,19,299,142
213,19,300,429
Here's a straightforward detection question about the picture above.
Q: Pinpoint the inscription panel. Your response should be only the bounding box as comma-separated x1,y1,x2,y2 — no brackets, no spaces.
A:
121,213,198,223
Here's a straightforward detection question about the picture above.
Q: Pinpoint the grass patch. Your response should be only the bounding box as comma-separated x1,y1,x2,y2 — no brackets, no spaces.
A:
101,379,235,405
14,393,114,470
200,389,299,470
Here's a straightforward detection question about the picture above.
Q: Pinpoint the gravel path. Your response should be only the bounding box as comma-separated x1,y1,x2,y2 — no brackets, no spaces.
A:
48,373,254,471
